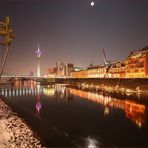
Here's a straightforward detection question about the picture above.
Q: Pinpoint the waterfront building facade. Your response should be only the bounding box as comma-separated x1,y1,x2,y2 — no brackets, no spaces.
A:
45,67,56,78
125,49,148,78
65,63,74,77
47,62,74,78
56,62,65,78
71,69,88,78
70,47,148,78
56,62,74,78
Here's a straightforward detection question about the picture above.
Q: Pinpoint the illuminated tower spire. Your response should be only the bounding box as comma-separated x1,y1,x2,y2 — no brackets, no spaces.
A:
36,44,42,77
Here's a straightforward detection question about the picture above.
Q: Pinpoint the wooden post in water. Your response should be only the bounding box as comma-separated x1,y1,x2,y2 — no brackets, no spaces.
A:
0,17,15,81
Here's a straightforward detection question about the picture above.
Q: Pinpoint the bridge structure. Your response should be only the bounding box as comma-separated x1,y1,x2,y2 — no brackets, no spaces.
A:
1,75,45,81
0,75,56,85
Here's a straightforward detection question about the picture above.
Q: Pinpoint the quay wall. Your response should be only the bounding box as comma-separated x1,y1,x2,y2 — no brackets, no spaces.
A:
53,78,148,93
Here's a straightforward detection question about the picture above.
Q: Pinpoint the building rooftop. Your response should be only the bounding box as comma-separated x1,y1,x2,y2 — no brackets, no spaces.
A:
127,47,148,59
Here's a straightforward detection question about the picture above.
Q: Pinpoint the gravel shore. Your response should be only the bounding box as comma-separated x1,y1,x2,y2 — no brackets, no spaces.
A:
0,98,44,148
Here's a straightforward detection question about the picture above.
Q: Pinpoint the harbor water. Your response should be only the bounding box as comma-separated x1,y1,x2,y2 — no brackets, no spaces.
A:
0,80,148,147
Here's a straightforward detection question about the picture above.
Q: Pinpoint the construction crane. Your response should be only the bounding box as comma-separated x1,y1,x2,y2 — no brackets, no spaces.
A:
103,49,120,77
0,17,15,80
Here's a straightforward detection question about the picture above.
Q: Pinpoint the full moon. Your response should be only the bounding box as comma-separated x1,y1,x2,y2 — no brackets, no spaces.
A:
90,1,95,7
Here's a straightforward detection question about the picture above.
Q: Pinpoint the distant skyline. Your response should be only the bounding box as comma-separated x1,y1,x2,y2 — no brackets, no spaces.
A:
0,0,148,75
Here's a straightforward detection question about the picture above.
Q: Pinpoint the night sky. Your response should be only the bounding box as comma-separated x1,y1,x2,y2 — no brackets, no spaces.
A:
0,0,148,75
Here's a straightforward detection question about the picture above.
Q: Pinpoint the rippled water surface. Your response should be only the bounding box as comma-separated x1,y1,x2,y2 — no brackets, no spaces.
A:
0,80,148,147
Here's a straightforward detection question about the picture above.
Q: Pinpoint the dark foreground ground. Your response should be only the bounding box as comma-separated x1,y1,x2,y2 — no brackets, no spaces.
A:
0,97,44,148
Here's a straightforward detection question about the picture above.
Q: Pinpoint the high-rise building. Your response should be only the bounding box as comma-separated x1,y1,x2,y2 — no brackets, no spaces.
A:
36,45,42,77
45,67,56,78
56,62,74,78
56,62,66,77
65,63,74,77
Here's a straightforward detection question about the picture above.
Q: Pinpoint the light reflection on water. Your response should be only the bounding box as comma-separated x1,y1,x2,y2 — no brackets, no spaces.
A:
0,82,148,128
85,137,101,148
0,80,148,147
69,88,147,128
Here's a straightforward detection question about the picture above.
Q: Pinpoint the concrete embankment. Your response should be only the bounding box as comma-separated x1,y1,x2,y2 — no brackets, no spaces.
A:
54,78,148,95
0,97,45,148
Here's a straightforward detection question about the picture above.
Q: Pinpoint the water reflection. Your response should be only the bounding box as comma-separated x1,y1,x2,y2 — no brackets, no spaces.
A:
55,85,73,101
43,86,55,96
0,81,148,147
85,137,100,148
36,85,42,115
0,81,147,129
69,88,148,128
0,83,70,101
125,101,145,128
104,106,110,116
0,81,43,97
0,87,38,97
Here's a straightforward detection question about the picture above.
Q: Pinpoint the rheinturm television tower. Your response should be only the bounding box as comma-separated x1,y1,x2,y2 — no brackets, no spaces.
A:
36,45,42,77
